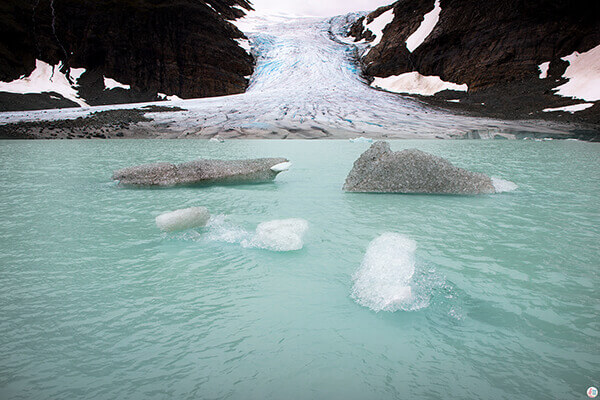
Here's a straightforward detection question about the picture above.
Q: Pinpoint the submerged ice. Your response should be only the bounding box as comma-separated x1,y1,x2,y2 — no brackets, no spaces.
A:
156,207,210,232
206,216,309,252
352,233,417,312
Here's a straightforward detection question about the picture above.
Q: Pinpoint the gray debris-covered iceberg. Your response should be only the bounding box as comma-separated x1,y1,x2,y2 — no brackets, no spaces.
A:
113,158,291,186
343,142,500,194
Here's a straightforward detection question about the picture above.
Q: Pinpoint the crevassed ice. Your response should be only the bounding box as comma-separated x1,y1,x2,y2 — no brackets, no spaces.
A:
405,0,441,52
351,233,416,312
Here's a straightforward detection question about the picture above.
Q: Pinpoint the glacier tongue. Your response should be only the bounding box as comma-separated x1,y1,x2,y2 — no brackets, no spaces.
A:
0,12,569,138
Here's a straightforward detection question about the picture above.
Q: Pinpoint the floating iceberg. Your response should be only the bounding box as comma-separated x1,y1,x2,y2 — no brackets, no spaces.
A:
113,157,290,186
156,207,210,232
243,218,309,251
343,141,498,194
351,233,416,312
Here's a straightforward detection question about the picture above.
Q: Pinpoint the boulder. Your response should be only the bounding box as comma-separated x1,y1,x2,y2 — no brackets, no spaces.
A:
113,158,291,186
343,141,495,194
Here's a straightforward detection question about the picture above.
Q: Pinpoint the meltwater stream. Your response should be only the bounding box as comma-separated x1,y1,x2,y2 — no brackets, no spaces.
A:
0,140,598,400
0,13,574,138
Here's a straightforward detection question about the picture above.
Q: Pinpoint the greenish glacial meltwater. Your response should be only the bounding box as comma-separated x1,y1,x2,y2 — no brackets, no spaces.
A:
0,140,598,400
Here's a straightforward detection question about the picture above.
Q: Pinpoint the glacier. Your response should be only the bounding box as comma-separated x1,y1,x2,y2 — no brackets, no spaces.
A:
0,12,572,139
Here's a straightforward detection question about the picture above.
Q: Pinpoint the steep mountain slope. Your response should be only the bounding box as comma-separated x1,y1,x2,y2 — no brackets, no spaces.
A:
0,0,254,110
348,0,600,125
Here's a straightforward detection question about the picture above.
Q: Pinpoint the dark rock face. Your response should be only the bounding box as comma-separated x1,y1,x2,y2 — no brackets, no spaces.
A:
343,141,495,194
0,0,254,110
349,0,600,124
113,158,290,186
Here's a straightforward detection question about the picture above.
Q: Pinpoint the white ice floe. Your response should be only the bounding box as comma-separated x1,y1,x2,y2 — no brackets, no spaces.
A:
349,137,374,143
491,177,518,193
553,44,600,102
104,77,131,91
371,71,468,96
542,103,594,113
0,60,88,107
243,218,309,251
406,0,441,52
351,233,416,312
270,161,292,172
235,38,252,55
538,61,550,79
364,8,395,49
156,207,210,232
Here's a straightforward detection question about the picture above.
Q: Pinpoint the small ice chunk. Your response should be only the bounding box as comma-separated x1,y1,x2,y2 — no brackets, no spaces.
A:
351,233,416,312
270,161,292,172
491,177,518,193
243,218,308,251
156,207,210,232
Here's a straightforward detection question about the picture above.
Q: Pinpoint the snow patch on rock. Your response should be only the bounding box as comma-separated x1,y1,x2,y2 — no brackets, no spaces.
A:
553,44,600,102
371,71,468,96
0,60,88,107
104,77,131,91
538,61,550,79
365,8,395,49
406,0,441,52
542,103,594,113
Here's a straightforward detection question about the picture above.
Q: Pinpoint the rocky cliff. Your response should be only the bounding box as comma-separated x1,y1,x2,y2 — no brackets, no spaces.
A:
348,0,600,126
0,0,254,110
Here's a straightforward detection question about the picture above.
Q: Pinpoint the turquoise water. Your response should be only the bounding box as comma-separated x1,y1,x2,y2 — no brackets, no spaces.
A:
0,140,598,400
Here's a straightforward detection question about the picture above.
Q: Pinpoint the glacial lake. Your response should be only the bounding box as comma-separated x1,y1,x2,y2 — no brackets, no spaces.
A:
0,139,598,400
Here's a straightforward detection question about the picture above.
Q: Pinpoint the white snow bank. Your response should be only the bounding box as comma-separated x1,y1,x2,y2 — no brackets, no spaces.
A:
542,103,594,113
372,71,468,96
365,8,395,48
351,233,416,312
104,77,131,90
270,161,292,172
0,60,88,107
243,218,309,251
491,177,518,193
553,44,600,101
406,0,441,52
156,207,210,232
538,61,550,79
